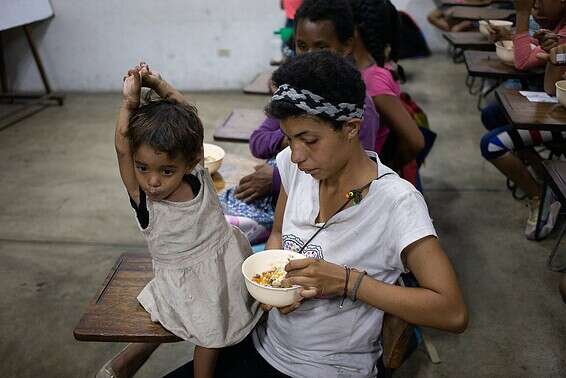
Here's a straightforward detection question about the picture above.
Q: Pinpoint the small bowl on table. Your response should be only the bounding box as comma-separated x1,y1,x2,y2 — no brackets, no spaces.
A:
203,143,225,174
242,249,306,307
555,80,566,107
479,20,513,37
495,40,514,66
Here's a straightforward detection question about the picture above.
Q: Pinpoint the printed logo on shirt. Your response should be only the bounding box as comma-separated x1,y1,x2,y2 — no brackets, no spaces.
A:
282,234,324,260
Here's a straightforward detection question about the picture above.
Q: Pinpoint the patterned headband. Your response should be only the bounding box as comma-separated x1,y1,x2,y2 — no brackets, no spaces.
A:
271,84,364,122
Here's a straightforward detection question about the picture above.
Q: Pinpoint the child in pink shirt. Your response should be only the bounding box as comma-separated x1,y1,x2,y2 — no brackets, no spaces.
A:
351,0,425,185
361,65,399,153
514,0,566,70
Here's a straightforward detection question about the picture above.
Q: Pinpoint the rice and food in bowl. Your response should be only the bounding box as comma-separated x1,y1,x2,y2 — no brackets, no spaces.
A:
242,250,306,307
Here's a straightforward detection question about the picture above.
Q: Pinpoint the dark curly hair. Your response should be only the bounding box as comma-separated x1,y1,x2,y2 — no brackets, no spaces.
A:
266,51,365,130
295,0,355,44
126,100,203,163
350,0,405,81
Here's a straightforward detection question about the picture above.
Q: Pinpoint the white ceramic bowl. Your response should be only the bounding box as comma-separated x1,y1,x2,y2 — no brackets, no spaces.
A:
479,20,513,37
556,80,566,107
495,40,514,66
203,143,225,174
242,249,306,307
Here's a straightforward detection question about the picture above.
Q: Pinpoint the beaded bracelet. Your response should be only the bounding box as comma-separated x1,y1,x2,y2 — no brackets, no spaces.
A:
339,265,351,309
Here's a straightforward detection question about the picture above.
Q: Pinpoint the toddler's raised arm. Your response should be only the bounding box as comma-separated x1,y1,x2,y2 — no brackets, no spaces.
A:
115,69,141,204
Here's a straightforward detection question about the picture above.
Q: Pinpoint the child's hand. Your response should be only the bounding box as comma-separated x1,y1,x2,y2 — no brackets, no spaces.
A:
487,25,513,43
534,30,561,52
122,69,141,110
139,62,163,90
541,44,566,65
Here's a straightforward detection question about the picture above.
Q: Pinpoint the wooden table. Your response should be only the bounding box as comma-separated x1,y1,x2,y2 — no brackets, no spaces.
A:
243,71,274,95
464,51,543,81
443,32,494,51
436,0,492,7
213,108,266,143
74,253,182,343
464,52,543,109
543,161,566,205
445,6,514,21
436,0,513,6
496,88,566,131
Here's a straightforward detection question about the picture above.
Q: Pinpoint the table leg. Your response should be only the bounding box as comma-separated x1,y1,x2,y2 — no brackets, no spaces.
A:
453,48,465,64
23,25,51,94
0,31,7,94
477,79,500,111
547,222,566,272
465,75,475,92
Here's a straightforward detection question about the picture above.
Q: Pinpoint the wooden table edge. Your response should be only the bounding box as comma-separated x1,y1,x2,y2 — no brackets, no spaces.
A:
73,252,183,343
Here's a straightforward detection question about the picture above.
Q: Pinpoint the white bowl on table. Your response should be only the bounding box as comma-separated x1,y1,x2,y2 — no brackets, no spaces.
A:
242,249,306,307
556,80,566,107
479,20,513,37
495,40,515,66
203,143,225,174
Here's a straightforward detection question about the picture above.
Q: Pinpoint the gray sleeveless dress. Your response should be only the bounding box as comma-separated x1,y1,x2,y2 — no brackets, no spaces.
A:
135,164,263,347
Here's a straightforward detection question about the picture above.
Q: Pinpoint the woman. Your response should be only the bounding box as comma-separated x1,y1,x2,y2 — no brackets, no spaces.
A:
167,51,468,378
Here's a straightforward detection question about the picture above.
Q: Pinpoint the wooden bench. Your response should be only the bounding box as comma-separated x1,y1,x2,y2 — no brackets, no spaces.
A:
213,108,266,143
465,51,543,81
436,0,492,7
243,71,274,95
436,0,512,7
443,32,494,52
74,253,182,343
444,6,514,21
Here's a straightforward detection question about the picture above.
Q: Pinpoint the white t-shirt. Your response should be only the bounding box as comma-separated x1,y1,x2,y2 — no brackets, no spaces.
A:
253,147,437,378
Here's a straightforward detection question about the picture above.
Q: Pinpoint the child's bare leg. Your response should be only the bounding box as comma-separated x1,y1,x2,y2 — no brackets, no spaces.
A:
107,343,160,378
451,20,474,32
193,346,219,378
490,152,541,198
427,9,451,32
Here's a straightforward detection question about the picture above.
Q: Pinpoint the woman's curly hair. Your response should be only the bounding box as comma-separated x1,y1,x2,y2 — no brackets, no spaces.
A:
266,51,365,130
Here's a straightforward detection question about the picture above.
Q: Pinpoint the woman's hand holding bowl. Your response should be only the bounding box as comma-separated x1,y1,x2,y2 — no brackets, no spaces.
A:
261,258,346,315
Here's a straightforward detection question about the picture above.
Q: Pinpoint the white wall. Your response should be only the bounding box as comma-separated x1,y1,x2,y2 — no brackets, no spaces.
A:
391,0,446,52
4,0,444,92
4,0,283,92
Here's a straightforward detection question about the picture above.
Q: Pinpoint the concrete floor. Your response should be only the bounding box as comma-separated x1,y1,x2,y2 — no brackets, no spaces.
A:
0,54,565,377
